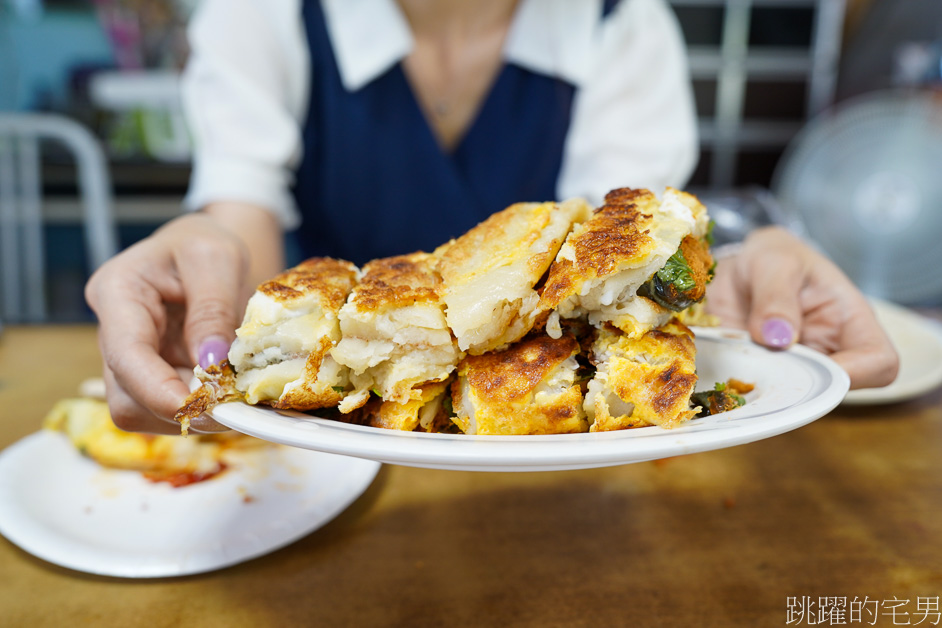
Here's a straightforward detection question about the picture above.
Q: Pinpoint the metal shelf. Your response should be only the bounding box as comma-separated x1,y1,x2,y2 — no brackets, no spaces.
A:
669,0,846,187
698,119,805,147
671,0,820,7
688,47,814,79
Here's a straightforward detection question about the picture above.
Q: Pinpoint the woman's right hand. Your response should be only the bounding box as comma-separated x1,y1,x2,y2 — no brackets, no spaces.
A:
85,212,255,434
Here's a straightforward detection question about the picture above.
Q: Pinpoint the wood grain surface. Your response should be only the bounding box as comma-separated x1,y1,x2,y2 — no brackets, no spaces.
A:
1,325,940,627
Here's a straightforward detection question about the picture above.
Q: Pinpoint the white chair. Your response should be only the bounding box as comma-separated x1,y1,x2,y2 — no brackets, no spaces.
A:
0,113,118,322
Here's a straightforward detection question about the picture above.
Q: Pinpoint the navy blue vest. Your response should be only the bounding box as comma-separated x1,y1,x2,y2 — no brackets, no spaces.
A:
292,0,620,265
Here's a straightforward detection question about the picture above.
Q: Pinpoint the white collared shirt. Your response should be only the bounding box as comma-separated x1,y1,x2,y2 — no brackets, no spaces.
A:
182,0,698,229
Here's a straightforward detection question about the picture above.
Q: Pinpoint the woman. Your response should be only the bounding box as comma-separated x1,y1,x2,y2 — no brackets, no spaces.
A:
86,0,898,434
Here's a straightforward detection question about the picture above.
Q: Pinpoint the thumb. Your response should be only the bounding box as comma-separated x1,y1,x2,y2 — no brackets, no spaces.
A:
746,253,806,350
175,241,246,369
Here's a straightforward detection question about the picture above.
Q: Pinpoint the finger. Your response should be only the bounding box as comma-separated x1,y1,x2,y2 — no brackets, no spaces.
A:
160,302,197,367
175,236,247,368
832,305,900,390
704,257,748,329
830,343,900,389
102,364,184,435
745,251,807,349
93,281,192,422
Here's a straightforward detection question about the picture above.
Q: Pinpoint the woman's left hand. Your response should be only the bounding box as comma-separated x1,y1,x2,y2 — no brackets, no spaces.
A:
706,226,899,390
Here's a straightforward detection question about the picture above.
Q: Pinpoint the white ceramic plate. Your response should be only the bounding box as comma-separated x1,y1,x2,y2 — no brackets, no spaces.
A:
0,431,379,578
212,328,850,472
842,299,942,405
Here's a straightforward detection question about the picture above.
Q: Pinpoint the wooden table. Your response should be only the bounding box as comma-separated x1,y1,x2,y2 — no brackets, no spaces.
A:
2,325,941,627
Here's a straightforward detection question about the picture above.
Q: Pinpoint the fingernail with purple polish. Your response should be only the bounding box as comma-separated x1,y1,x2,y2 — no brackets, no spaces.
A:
762,318,794,348
198,336,230,368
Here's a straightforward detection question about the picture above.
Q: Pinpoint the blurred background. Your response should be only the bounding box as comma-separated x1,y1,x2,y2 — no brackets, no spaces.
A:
1,0,941,322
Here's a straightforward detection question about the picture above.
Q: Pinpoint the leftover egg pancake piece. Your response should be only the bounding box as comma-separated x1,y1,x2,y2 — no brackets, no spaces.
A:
331,252,460,412
437,198,592,355
175,360,243,435
228,257,359,410
46,398,265,481
451,332,588,435
585,319,698,431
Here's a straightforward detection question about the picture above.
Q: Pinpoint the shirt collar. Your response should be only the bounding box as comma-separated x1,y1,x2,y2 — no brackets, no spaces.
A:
320,0,414,92
503,0,602,86
320,0,602,92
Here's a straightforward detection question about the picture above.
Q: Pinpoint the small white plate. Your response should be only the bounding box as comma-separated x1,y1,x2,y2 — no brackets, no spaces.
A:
0,431,379,578
212,328,850,472
842,299,942,405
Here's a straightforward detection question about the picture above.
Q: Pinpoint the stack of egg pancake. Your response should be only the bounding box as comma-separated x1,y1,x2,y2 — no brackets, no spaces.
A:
178,187,715,435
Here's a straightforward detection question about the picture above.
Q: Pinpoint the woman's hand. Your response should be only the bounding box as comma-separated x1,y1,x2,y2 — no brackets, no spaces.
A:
706,227,899,390
85,204,284,434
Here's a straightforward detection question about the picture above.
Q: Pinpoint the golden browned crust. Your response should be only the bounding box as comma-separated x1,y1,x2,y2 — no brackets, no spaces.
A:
591,319,698,431
540,189,661,309
464,334,579,404
257,257,359,312
538,258,577,311
349,251,441,312
649,318,696,352
355,381,451,432
269,336,342,410
678,234,713,303
438,203,547,281
453,333,588,435
576,188,661,277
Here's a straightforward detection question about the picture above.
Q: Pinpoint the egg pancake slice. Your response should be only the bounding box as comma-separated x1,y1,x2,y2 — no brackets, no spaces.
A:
540,188,712,340
438,198,592,355
451,332,588,435
331,252,459,412
585,319,698,431
227,257,359,410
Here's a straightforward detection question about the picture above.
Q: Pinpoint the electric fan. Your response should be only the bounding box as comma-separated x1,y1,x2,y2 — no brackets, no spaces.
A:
772,89,942,305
